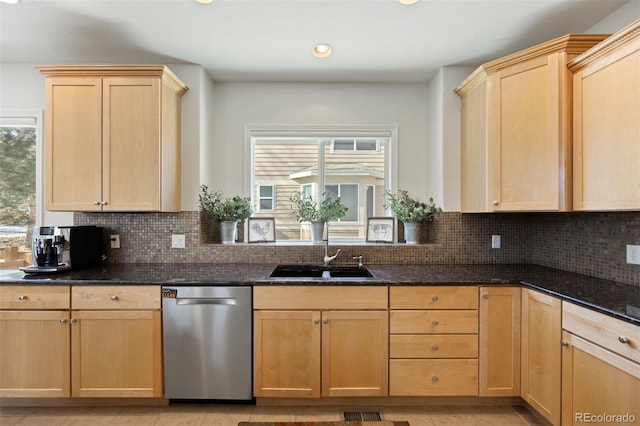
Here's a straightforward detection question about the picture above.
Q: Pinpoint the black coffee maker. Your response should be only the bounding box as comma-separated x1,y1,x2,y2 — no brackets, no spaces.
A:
22,225,103,273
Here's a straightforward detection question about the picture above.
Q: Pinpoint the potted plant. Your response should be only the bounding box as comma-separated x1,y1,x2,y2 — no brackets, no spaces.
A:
385,189,442,244
199,185,252,244
290,192,348,242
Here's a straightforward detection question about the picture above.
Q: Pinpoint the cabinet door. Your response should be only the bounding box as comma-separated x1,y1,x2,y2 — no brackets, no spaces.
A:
487,54,570,211
322,310,388,397
479,286,521,396
71,310,162,397
253,310,321,398
0,310,70,397
44,77,103,211
573,37,640,210
102,78,161,211
561,331,640,425
521,289,562,426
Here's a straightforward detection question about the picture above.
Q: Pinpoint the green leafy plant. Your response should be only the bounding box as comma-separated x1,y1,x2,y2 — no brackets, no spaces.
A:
290,192,348,223
199,185,252,222
385,189,442,222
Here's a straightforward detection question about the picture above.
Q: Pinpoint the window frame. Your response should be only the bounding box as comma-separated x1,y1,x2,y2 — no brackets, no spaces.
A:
258,184,275,212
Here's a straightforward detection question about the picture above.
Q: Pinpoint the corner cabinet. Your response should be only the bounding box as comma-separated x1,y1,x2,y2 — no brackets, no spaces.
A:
253,286,388,399
455,34,609,212
561,302,640,425
521,289,562,426
36,66,188,212
478,286,521,397
569,20,640,210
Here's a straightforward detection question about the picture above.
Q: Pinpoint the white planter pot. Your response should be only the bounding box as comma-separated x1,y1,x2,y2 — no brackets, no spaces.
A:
403,221,422,244
310,221,326,244
219,221,238,244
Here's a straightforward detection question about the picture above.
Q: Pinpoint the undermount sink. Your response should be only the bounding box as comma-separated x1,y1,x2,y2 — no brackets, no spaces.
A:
269,264,373,278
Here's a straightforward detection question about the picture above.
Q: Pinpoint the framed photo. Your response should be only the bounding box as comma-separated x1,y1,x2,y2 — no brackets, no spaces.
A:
247,217,276,243
366,217,394,243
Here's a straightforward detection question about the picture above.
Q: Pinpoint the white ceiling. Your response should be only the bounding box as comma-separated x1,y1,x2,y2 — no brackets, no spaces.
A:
0,0,633,83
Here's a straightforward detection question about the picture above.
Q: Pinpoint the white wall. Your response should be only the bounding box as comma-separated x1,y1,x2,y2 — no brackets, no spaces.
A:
206,82,429,206
587,0,639,33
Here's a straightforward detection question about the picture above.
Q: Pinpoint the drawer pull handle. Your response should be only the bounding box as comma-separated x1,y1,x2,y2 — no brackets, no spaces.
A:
313,319,319,325
69,319,77,324
492,200,499,206
432,344,439,351
431,295,439,302
432,320,439,326
561,340,569,347
432,375,439,382
94,201,100,205
618,336,631,344
17,295,27,301
323,319,329,325
482,293,489,299
110,295,119,301
59,319,67,324
101,201,108,205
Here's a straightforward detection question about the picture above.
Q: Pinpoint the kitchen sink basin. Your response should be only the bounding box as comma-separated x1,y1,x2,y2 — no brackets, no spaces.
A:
269,264,373,278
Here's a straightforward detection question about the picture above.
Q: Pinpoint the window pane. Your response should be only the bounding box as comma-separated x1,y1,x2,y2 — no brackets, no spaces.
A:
366,185,374,218
259,199,273,210
333,139,354,151
259,186,273,197
356,139,378,151
0,123,36,253
340,184,358,222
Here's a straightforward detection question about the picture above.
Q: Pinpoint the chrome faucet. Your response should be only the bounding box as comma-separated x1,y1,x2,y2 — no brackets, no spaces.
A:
323,223,340,266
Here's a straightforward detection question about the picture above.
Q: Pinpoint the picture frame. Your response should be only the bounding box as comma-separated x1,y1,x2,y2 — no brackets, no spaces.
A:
366,217,394,243
247,217,276,243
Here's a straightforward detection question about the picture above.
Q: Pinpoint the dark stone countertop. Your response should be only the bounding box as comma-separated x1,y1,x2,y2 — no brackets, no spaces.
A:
1,263,638,325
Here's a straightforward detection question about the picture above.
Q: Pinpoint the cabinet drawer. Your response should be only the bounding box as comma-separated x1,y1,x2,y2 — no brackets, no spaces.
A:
390,310,478,334
390,334,478,359
253,286,387,310
563,302,639,362
390,286,478,309
390,359,478,396
0,286,69,310
72,286,160,310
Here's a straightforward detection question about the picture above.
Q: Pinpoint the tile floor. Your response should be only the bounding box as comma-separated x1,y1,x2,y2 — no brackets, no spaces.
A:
0,403,547,426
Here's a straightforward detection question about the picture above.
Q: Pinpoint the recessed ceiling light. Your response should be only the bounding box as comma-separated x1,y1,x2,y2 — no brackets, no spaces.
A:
312,43,332,59
194,0,214,4
399,0,419,4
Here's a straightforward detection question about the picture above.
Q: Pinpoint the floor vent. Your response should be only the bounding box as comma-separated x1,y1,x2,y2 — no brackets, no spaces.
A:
343,411,383,421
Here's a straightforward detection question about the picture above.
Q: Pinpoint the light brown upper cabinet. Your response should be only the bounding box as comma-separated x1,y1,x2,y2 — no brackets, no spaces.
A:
456,34,609,212
569,19,640,211
36,66,188,212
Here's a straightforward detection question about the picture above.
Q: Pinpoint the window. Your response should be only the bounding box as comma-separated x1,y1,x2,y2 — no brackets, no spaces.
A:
251,131,392,242
258,185,275,211
0,114,38,251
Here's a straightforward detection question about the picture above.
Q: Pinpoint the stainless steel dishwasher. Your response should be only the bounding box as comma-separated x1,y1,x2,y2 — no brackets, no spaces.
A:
162,286,252,400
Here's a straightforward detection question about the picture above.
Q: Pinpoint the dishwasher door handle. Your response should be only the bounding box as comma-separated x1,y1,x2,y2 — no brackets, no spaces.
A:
175,297,238,306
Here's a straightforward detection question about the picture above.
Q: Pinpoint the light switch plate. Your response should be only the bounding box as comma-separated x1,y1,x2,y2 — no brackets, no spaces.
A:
491,235,501,249
110,234,120,249
171,234,186,249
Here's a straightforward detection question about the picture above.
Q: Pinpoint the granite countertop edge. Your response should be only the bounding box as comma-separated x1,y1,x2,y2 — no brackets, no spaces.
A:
1,263,638,325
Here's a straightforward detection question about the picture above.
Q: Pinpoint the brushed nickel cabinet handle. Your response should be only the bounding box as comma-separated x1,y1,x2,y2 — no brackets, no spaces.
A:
432,344,439,351
432,320,439,326
482,293,489,299
59,319,67,324
17,295,27,301
492,201,499,206
110,295,119,301
323,319,329,325
431,295,439,302
561,340,569,347
94,201,100,205
432,376,439,383
69,318,77,324
313,319,320,325
101,201,108,205
618,336,631,344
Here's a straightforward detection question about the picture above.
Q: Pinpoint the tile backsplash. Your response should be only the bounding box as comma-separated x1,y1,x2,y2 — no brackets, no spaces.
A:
75,210,640,286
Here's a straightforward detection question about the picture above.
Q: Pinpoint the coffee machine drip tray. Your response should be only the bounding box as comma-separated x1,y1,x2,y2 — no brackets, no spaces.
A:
20,263,72,274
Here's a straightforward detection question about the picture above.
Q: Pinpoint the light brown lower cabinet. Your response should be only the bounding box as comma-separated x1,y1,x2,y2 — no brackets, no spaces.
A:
253,286,388,399
0,285,162,398
521,289,562,426
561,301,640,425
478,286,521,397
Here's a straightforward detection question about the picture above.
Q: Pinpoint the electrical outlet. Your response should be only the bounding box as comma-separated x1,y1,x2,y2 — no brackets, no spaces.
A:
491,235,501,249
171,234,186,249
110,234,120,249
627,245,640,265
